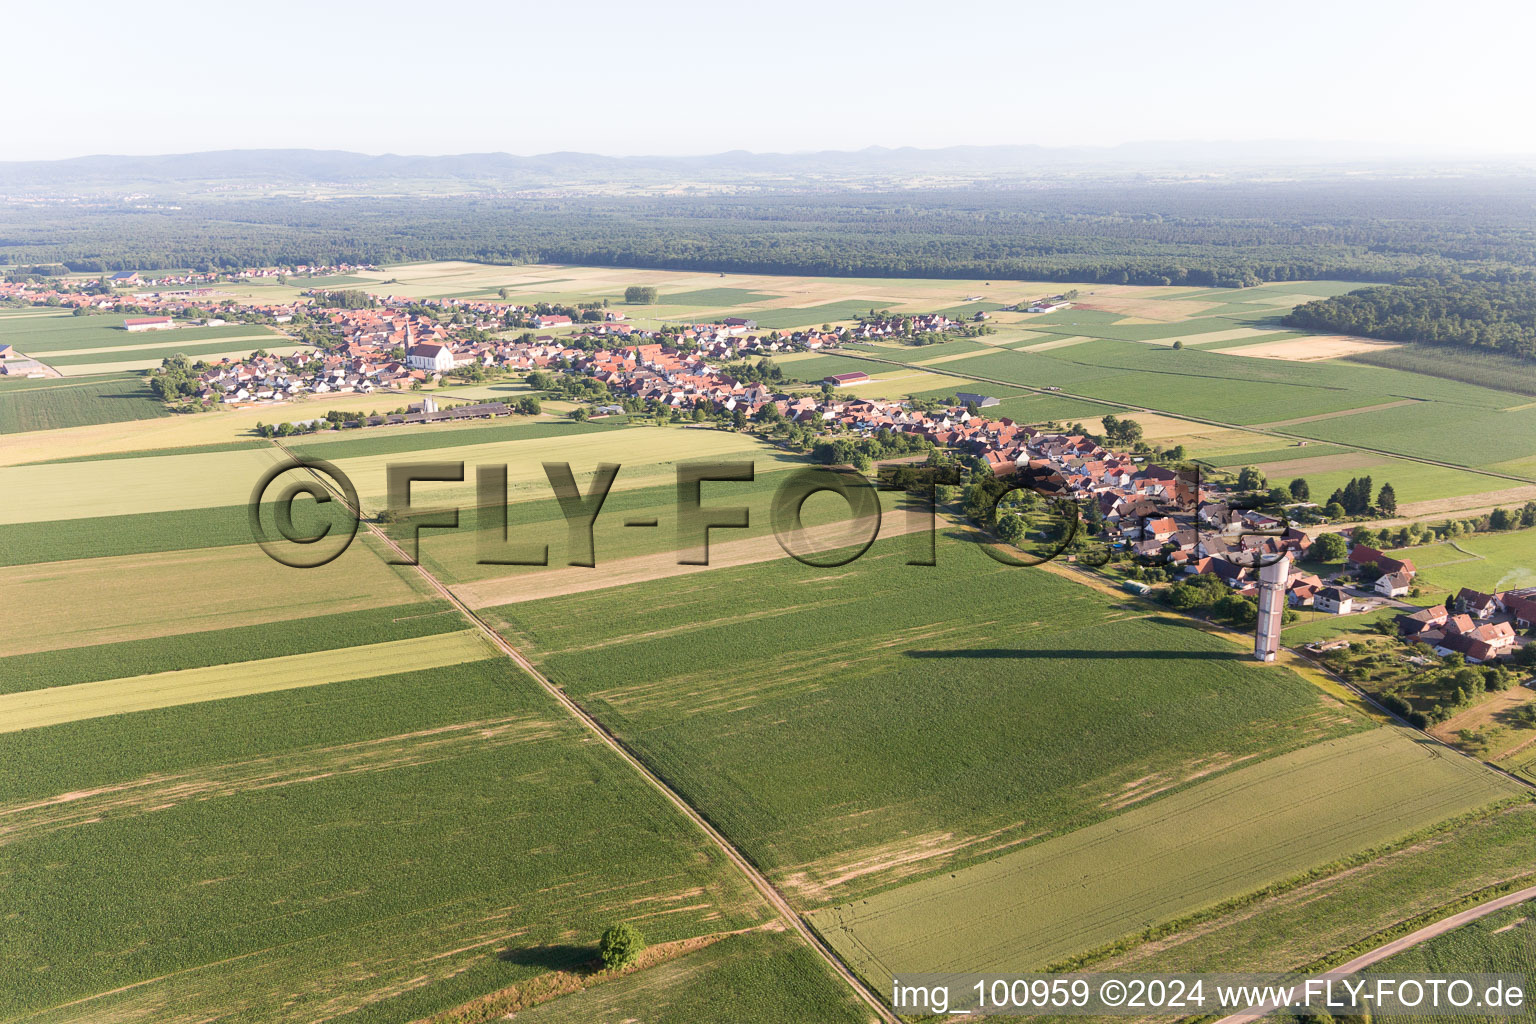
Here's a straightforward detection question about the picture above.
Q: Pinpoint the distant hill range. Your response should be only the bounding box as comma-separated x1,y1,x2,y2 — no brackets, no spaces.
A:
2,142,1528,194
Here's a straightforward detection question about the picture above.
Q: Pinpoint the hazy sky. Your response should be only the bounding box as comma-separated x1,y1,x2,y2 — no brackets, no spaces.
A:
6,0,1534,161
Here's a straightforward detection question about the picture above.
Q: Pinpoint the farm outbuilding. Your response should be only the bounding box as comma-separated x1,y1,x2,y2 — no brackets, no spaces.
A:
122,316,173,332
825,371,870,386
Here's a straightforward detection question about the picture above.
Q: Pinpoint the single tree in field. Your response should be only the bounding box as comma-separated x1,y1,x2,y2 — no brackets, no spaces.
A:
996,512,1027,547
1313,532,1348,562
1289,477,1310,501
599,923,645,971
1376,482,1398,516
1171,340,1184,350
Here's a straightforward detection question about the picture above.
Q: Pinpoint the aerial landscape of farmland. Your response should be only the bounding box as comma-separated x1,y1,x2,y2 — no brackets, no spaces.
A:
3,3,1536,1019
3,251,1535,1021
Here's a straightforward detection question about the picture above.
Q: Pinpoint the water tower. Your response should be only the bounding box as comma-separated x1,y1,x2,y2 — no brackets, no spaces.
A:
1254,554,1290,662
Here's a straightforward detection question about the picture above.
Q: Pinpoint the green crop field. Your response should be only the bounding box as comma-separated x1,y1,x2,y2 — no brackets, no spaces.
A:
285,416,626,461
1248,458,1510,509
657,287,778,307
739,301,891,330
1374,902,1536,1024
0,374,169,433
0,629,495,732
0,503,255,565
983,391,1122,423
895,338,992,361
327,423,789,513
1391,529,1536,594
1505,748,1536,785
0,658,777,1024
1285,401,1536,469
485,535,1365,909
929,300,1007,318
1096,799,1536,978
0,443,288,523
1282,606,1402,645
509,929,874,1024
809,728,1521,990
0,534,432,658
25,438,273,464
0,601,465,694
40,336,294,367
0,313,284,354
414,449,880,586
1347,343,1536,398
1201,443,1356,467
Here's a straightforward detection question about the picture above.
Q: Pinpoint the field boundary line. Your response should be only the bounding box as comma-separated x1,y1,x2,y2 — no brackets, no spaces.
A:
269,439,900,1024
1211,884,1536,1023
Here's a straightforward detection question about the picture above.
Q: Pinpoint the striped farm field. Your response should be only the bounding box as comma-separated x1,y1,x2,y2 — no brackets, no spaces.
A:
736,301,889,330
1095,800,1536,979
0,602,466,694
0,374,169,433
36,333,284,361
809,727,1522,990
0,630,492,732
0,443,287,523
1200,443,1355,468
51,343,308,377
415,449,874,586
0,314,284,354
0,535,430,657
331,423,791,512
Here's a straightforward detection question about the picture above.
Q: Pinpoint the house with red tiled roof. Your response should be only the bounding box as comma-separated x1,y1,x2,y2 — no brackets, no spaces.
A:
1437,619,1516,663
1456,588,1503,619
1501,591,1536,629
1348,544,1416,578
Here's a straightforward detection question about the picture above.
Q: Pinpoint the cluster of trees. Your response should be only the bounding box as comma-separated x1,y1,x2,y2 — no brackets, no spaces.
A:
1098,414,1144,445
623,285,659,304
1335,500,1536,555
810,430,934,471
1325,476,1395,517
525,368,612,403
716,357,784,385
307,288,375,309
13,178,1536,289
1370,657,1523,729
1284,278,1536,359
1162,572,1293,627
146,354,202,402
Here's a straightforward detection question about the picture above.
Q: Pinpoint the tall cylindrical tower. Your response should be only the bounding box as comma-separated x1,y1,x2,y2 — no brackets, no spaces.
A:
1254,554,1291,662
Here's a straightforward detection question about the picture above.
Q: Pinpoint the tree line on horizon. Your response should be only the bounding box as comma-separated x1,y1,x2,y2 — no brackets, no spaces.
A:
8,181,1536,290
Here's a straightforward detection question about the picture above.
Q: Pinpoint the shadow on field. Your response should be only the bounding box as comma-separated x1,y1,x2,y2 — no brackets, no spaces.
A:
904,648,1246,661
497,943,600,973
